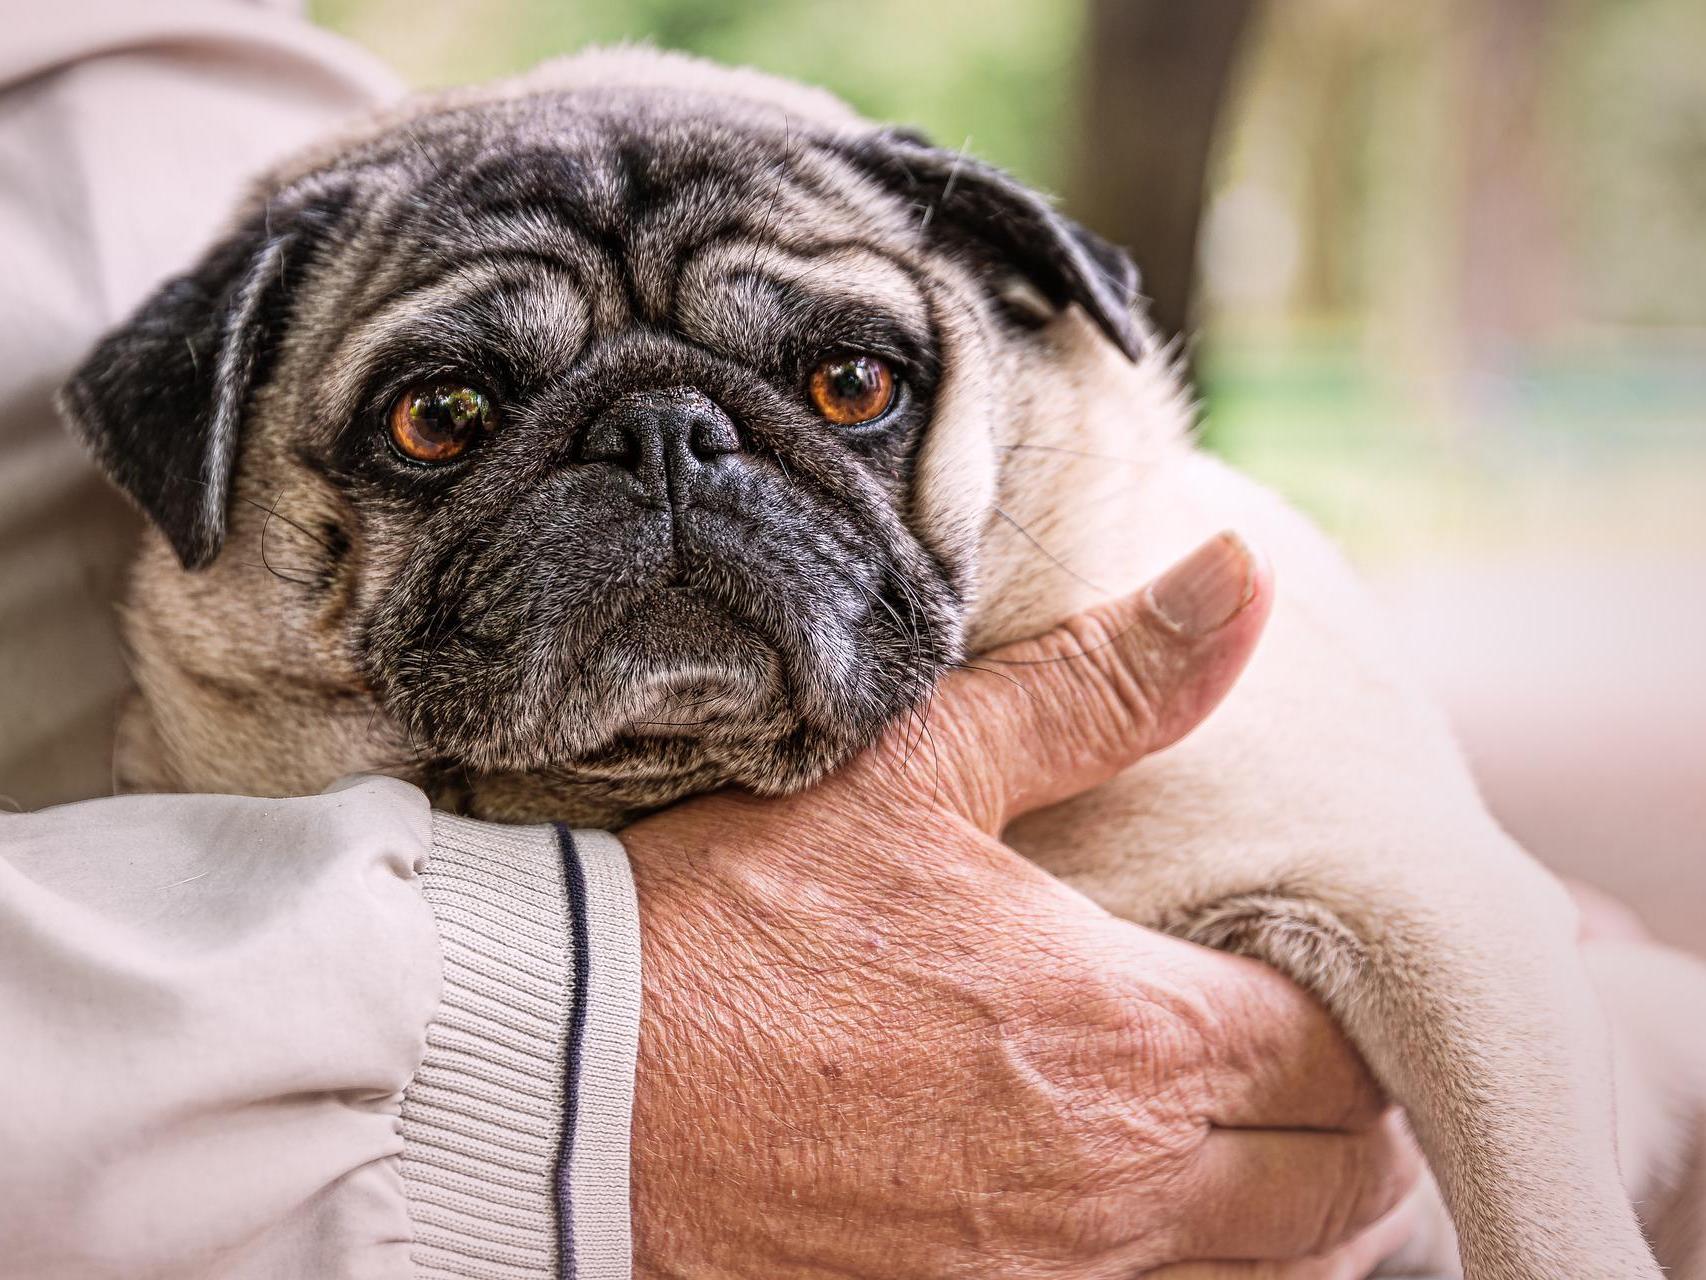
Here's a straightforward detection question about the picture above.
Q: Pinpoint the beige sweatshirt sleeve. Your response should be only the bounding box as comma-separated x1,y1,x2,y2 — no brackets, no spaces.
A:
0,779,641,1280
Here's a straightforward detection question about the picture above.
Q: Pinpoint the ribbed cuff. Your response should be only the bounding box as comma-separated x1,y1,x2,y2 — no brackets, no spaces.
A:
401,815,640,1280
554,828,643,1280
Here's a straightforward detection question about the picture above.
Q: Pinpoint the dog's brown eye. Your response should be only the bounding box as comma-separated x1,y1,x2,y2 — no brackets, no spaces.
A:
807,355,895,426
388,382,498,462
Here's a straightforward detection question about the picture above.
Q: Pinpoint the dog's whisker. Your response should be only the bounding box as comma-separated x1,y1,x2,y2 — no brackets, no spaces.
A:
993,506,1108,597
748,110,794,276
979,616,1148,668
951,660,1037,703
832,569,943,771
240,492,336,553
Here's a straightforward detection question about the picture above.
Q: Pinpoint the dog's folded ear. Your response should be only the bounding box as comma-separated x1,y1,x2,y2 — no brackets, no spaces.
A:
843,128,1143,361
57,191,348,570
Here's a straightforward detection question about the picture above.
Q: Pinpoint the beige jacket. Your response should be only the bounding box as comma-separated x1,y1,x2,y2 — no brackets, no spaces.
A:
0,5,640,1277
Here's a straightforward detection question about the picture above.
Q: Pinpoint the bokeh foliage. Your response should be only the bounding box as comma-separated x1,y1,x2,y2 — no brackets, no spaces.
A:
311,0,1082,195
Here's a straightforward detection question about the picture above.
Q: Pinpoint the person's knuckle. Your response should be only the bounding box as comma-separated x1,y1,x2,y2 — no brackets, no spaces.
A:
1036,612,1169,743
1079,610,1172,718
1055,958,1218,1093
986,966,1204,1255
1304,1134,1408,1261
1347,1119,1420,1233
1261,1147,1359,1262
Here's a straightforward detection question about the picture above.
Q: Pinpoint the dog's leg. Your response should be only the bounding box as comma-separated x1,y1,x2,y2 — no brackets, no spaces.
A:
1370,938,1706,1278
1172,937,1706,1280
1168,865,1658,1279
1586,941,1706,1279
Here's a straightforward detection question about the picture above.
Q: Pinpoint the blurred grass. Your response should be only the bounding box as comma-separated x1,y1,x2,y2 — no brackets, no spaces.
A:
310,0,1083,194
1199,331,1706,564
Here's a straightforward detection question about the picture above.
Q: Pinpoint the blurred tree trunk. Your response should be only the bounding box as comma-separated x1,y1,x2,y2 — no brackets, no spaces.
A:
1292,13,1363,318
1457,0,1569,352
1070,0,1258,349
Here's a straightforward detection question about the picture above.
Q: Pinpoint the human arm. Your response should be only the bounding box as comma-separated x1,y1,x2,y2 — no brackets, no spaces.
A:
0,0,403,809
0,777,638,1280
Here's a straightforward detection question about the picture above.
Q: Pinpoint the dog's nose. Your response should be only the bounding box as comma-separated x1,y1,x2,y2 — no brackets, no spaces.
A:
579,388,740,504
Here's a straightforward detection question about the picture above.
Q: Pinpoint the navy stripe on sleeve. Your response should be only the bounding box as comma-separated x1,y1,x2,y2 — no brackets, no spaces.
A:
552,823,593,1280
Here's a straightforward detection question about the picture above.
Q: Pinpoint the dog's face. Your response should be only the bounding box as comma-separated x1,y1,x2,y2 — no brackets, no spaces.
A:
62,52,1143,820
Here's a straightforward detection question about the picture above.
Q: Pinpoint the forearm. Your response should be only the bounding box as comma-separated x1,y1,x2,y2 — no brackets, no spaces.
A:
0,780,439,1277
0,781,641,1280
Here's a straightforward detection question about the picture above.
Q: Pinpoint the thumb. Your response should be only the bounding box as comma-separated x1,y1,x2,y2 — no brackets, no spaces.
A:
916,532,1272,832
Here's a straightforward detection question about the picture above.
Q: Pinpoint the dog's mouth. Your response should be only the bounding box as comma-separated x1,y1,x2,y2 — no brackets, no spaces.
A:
414,578,831,824
582,587,787,742
618,666,760,738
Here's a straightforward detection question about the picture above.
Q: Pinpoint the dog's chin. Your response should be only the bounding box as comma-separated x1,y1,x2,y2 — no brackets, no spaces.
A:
409,587,883,826
606,662,764,739
450,711,844,828
593,590,786,732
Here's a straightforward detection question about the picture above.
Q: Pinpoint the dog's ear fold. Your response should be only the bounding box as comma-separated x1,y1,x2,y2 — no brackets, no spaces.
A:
845,128,1143,361
57,193,345,570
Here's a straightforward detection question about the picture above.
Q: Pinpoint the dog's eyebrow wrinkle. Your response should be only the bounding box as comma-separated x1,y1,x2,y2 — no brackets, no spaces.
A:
318,260,592,417
671,235,935,372
354,244,585,328
344,263,562,349
682,237,930,311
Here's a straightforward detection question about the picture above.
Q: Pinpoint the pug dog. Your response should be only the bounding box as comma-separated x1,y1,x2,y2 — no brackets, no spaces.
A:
60,48,1706,1280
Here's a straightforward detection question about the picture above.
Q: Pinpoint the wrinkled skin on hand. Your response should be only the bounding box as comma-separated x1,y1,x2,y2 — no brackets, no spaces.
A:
625,536,1423,1279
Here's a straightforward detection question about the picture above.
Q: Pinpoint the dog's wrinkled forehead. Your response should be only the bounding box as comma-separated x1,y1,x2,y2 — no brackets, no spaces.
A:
305,96,936,412
347,91,922,308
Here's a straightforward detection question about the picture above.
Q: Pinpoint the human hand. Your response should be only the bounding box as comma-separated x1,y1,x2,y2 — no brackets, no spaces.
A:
625,533,1421,1278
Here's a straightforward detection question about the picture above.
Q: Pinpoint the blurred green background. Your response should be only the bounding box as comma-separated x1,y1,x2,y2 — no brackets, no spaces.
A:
312,0,1706,566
